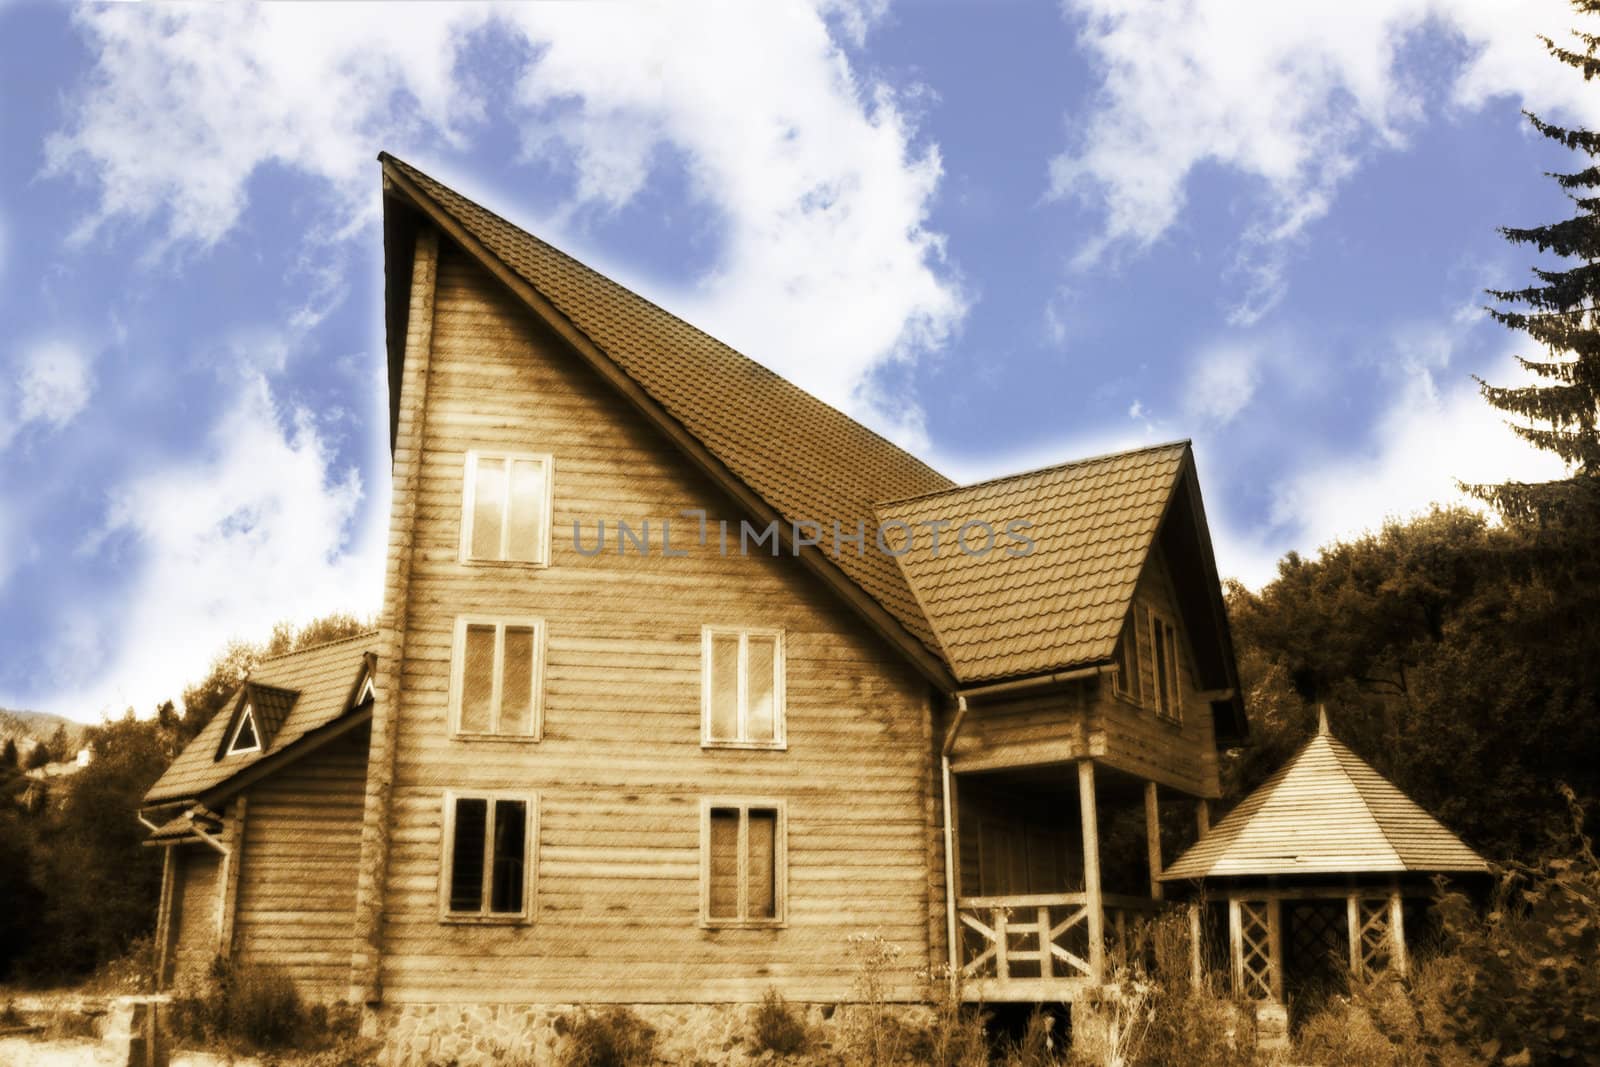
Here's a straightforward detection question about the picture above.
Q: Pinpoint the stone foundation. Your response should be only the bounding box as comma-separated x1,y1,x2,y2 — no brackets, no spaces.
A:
375,1000,932,1067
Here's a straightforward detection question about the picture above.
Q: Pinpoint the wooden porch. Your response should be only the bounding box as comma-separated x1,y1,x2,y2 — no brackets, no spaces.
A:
943,755,1193,1002
955,890,1161,1002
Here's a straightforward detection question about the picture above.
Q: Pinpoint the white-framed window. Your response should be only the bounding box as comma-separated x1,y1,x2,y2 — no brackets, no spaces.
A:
226,702,261,755
448,616,546,740
460,450,554,566
700,799,786,928
1149,608,1182,722
701,627,786,748
439,790,537,923
1112,609,1142,705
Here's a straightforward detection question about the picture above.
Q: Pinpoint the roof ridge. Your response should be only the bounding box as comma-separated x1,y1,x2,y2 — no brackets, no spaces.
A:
1322,732,1417,865
875,439,1191,509
255,629,379,666
380,153,953,490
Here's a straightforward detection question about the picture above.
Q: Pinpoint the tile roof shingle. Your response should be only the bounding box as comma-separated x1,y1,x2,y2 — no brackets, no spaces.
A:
878,442,1189,682
144,632,378,806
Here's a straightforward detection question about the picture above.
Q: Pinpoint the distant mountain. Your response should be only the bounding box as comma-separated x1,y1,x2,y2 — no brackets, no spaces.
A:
0,707,87,754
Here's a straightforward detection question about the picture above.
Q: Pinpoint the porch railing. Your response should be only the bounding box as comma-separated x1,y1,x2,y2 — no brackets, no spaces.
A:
956,892,1162,984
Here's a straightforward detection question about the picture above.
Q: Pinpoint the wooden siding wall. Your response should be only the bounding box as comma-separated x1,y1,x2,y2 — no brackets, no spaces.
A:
377,241,937,1005
947,545,1220,799
171,845,224,987
235,729,369,1000
949,688,1092,774
1092,546,1220,798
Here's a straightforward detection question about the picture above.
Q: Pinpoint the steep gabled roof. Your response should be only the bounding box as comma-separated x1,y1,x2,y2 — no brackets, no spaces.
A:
878,442,1190,683
1162,717,1487,880
145,632,379,805
376,156,1244,723
380,154,954,668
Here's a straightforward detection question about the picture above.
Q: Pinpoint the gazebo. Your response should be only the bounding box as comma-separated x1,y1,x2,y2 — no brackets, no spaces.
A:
1160,710,1487,1019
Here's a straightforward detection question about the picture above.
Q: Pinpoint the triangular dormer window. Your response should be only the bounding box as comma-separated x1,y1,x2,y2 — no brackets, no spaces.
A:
227,703,262,755
358,675,375,706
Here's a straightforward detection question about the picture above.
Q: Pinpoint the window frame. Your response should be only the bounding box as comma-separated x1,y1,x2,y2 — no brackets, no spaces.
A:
458,449,555,568
225,702,262,756
1147,607,1183,723
437,789,538,925
1111,608,1143,707
699,797,788,929
447,615,547,742
700,627,787,750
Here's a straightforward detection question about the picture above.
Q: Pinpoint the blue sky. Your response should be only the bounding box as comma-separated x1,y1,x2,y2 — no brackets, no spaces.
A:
0,0,1586,720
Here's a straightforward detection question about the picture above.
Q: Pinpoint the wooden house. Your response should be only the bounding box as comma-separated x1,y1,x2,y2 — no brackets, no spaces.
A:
142,154,1247,1056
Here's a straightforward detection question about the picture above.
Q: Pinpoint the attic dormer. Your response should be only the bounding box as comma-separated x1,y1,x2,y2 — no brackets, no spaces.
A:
214,682,300,761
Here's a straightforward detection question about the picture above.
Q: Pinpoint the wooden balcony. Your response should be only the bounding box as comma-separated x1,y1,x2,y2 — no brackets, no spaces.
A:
955,891,1161,1002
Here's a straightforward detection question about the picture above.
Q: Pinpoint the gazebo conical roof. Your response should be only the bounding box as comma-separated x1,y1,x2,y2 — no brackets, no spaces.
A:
1162,713,1487,880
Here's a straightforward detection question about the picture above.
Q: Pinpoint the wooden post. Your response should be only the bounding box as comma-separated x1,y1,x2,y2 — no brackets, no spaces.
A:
1346,893,1362,974
1144,781,1163,900
1389,892,1408,976
1196,799,1211,838
940,757,961,975
1267,898,1284,1002
1228,896,1244,994
1078,759,1104,983
994,908,1010,981
1188,901,1204,988
350,224,439,1008
154,846,179,991
219,796,247,957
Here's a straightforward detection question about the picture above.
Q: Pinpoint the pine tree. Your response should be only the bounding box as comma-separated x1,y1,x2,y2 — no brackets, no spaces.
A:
1477,0,1600,522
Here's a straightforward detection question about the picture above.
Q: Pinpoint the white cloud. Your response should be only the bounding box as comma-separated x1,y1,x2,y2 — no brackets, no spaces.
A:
1052,0,1598,316
45,4,487,249
16,340,94,429
1262,350,1566,577
52,377,385,719
47,2,963,445
1184,342,1262,425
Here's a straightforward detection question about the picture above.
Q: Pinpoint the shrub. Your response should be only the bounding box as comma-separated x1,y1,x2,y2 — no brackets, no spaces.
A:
753,987,811,1055
89,934,157,994
919,965,988,1067
1000,1009,1061,1067
42,1011,100,1040
840,932,912,1066
1430,791,1600,1066
554,1007,657,1067
166,957,306,1051
0,1000,25,1028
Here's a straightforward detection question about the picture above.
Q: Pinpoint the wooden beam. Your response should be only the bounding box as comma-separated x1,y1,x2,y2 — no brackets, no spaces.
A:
1078,760,1104,983
1267,898,1284,1002
218,796,247,958
1228,896,1244,995
1389,891,1408,976
154,846,178,991
1195,798,1211,839
1188,901,1204,988
350,223,439,1007
1144,781,1163,901
1346,894,1361,974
